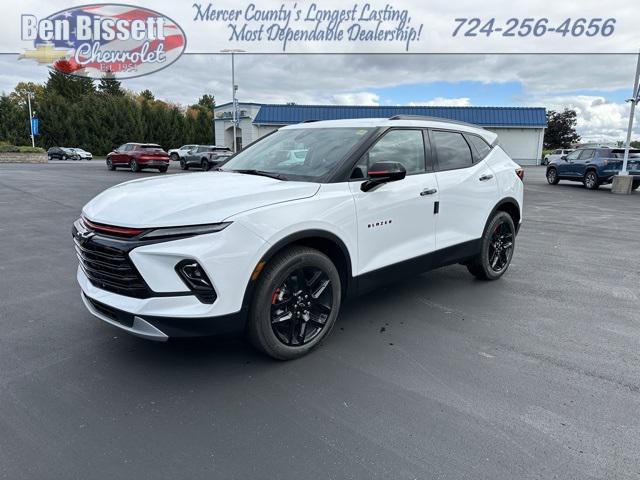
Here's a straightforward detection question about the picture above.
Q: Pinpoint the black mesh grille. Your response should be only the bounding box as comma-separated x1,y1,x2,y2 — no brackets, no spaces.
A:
74,235,151,299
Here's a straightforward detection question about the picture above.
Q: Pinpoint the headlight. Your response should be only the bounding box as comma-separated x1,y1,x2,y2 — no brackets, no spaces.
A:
141,222,231,239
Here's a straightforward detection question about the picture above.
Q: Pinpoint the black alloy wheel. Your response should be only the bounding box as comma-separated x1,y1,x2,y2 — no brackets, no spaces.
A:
249,246,341,360
106,158,115,171
201,159,210,171
546,168,559,185
487,220,514,274
180,160,188,170
270,266,333,347
466,211,516,281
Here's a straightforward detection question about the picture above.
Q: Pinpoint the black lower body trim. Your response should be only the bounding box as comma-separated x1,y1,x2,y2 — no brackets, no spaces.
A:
354,239,481,296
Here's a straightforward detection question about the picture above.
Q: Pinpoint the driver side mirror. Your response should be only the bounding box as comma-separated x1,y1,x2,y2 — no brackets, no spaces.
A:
361,161,407,192
561,155,567,161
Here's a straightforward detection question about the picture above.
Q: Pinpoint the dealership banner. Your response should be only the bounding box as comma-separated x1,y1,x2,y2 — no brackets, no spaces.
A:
1,0,639,79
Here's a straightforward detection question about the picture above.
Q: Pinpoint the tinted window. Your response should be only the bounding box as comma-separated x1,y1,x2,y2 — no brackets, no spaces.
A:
466,134,492,162
566,150,581,160
123,144,135,151
365,129,425,175
578,149,595,160
554,149,562,154
433,131,473,170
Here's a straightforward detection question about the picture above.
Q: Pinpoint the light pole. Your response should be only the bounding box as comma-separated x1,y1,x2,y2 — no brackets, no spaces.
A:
620,51,640,176
220,49,245,153
27,92,35,148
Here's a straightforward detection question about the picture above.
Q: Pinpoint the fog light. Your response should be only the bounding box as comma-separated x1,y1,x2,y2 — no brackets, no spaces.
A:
175,260,216,304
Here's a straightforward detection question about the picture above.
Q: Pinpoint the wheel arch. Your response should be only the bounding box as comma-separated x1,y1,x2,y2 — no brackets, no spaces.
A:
488,197,521,235
240,229,354,315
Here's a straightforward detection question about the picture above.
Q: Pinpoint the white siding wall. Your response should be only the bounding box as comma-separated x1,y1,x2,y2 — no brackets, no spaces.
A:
487,128,544,166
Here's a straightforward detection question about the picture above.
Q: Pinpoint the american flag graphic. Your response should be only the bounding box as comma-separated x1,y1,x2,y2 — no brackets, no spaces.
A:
26,4,185,79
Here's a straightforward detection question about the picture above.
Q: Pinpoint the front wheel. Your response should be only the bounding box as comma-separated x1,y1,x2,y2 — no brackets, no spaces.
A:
62,154,67,161
248,246,341,360
130,159,140,172
467,211,515,281
546,167,559,185
170,153,179,162
106,157,115,171
584,170,600,190
632,181,639,191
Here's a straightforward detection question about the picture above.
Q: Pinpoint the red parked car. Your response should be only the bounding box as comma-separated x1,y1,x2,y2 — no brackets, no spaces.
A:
106,143,170,173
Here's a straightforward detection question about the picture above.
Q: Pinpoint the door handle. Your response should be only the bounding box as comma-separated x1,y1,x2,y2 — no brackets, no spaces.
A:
420,188,437,196
479,174,494,182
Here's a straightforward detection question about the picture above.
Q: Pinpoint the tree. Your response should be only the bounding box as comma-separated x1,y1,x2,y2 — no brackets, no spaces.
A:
544,109,581,149
139,89,155,102
46,63,95,99
98,70,124,96
196,94,215,114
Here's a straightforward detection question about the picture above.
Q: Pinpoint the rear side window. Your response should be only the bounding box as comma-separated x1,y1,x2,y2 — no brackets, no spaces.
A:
432,130,473,170
465,134,492,162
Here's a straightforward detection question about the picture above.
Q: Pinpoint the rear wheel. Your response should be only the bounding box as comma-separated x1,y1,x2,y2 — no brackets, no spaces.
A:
106,157,115,171
130,159,140,172
467,211,515,281
170,153,178,162
158,165,168,173
546,167,559,185
201,159,211,171
62,154,67,161
632,180,639,191
180,160,188,170
248,246,341,360
584,170,600,190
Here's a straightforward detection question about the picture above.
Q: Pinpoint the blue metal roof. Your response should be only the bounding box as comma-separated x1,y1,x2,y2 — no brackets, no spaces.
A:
253,104,547,128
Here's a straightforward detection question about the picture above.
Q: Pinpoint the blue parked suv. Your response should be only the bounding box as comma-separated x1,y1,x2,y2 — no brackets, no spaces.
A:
546,147,640,190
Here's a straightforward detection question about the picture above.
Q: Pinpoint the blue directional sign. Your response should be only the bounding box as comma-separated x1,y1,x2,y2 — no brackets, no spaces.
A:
31,117,39,136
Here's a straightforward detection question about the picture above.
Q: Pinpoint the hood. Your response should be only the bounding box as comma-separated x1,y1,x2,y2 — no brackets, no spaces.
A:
83,172,320,228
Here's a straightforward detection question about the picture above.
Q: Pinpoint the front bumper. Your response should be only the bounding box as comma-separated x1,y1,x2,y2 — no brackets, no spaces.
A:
75,221,268,339
81,290,246,339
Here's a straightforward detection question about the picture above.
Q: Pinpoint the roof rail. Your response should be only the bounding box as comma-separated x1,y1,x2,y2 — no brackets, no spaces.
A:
302,119,319,123
388,115,483,129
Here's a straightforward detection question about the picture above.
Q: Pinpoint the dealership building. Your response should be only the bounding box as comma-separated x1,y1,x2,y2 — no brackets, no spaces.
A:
214,103,547,165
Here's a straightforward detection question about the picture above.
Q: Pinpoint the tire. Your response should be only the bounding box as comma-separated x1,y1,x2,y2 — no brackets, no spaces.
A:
48,155,52,161
201,159,210,171
62,154,67,161
106,157,115,171
584,170,600,190
248,246,342,360
170,153,179,162
546,167,559,185
158,166,168,173
466,211,516,281
130,159,140,172
632,181,639,191
180,160,188,170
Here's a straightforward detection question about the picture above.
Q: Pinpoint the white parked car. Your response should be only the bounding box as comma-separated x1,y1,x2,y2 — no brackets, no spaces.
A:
168,144,198,161
69,148,93,160
73,116,524,359
543,148,574,165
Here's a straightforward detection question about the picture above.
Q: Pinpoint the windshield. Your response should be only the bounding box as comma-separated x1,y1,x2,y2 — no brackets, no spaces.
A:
220,127,373,181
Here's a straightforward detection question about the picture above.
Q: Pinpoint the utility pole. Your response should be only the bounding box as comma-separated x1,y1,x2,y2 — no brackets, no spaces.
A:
220,49,245,153
27,92,35,148
620,51,640,175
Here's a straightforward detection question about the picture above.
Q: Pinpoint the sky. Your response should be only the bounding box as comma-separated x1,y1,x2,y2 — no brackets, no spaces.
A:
1,53,638,143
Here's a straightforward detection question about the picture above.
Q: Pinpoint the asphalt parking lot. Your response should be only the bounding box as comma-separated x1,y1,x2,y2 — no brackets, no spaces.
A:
1,161,639,480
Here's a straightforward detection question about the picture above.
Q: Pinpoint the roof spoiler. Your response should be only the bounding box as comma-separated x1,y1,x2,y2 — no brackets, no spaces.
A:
388,114,484,129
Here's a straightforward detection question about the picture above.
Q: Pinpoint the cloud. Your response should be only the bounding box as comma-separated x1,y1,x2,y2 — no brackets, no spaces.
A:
330,92,380,105
526,94,637,143
409,97,471,106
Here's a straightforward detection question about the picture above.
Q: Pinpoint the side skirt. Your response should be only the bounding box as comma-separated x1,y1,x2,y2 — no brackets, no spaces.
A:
353,239,481,296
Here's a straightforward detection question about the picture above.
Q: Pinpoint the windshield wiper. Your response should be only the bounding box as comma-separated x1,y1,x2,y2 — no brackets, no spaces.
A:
228,169,288,180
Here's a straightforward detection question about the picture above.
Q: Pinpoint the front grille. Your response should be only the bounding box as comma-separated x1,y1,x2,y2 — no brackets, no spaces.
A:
74,234,151,299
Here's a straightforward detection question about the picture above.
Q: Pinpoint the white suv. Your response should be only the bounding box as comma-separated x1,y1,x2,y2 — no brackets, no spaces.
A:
73,116,523,359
